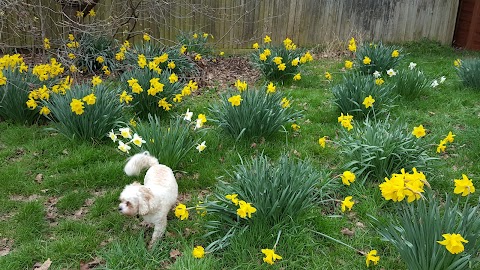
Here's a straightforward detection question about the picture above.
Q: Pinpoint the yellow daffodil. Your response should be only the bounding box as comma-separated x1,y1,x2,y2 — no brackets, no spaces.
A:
43,38,50,50
325,72,332,81
26,99,37,110
281,97,290,108
167,61,176,69
264,35,272,43
391,50,399,57
437,233,468,254
39,106,50,116
82,93,96,105
338,113,353,131
228,95,243,106
363,56,372,65
412,125,426,138
261,248,282,265
192,246,205,258
348,37,356,52
252,42,259,49
291,123,300,131
436,139,447,153
96,56,104,63
362,95,375,108
225,193,239,205
234,79,248,92
453,174,475,196
454,59,461,67
158,98,172,111
119,91,133,104
169,73,178,83
266,82,276,93
366,250,380,267
344,60,353,69
88,9,95,17
91,76,102,86
180,45,187,54
375,78,384,85
278,63,286,71
68,53,76,59
293,73,301,81
143,33,150,41
195,54,202,61
341,170,355,186
70,98,85,115
273,56,283,65
444,131,455,143
341,196,354,212
318,136,327,148
236,200,256,219
174,203,189,220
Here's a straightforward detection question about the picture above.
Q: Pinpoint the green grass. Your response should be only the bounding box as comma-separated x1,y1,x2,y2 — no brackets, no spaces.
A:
1,40,480,269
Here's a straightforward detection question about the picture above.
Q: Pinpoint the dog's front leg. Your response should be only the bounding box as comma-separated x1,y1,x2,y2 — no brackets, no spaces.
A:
149,217,167,249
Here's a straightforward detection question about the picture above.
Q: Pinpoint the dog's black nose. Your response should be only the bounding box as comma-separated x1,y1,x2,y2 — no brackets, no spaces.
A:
118,206,122,211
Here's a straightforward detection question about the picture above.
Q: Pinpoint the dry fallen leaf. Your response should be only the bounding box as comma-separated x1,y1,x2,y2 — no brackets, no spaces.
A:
169,249,182,260
355,222,365,228
340,227,355,237
33,258,52,270
35,174,43,183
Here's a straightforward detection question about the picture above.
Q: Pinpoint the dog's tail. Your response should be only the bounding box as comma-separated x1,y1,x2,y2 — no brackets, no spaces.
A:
124,151,159,176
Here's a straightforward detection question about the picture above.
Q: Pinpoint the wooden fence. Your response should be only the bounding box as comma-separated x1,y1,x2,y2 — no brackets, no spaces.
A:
0,0,460,50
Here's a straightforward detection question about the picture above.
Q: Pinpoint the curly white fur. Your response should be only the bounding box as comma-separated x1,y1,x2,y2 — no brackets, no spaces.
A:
118,152,178,248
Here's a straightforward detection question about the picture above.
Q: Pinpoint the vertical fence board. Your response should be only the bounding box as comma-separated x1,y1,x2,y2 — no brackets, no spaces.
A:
1,0,460,49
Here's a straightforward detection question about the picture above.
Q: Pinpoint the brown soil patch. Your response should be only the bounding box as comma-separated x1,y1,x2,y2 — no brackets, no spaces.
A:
194,56,261,90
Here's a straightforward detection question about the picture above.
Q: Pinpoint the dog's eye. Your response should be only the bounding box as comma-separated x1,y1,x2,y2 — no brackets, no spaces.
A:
126,201,131,206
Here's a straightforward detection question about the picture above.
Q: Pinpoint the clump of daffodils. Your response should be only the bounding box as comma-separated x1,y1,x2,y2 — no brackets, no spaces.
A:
108,127,146,153
251,35,313,82
379,168,429,203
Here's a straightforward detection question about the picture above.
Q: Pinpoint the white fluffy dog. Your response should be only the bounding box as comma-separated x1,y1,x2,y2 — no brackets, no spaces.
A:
118,152,178,247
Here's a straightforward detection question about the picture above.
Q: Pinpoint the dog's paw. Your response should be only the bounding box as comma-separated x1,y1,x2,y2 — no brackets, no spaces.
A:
140,221,153,228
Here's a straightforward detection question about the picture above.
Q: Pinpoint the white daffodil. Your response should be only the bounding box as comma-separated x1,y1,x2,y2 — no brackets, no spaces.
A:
131,133,146,147
196,141,206,152
386,69,396,77
117,140,131,153
184,108,193,121
440,76,446,84
195,118,203,129
108,130,117,142
373,70,381,78
119,127,132,139
409,62,417,70
431,80,439,88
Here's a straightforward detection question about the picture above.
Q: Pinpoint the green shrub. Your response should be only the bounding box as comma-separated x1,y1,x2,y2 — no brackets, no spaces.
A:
371,189,480,270
0,68,43,124
73,33,116,75
339,117,435,183
250,36,312,82
177,31,214,57
355,42,404,75
131,114,202,170
218,154,323,225
456,58,480,89
209,84,302,141
45,82,125,142
1,55,70,124
332,72,395,119
119,68,197,119
392,64,430,99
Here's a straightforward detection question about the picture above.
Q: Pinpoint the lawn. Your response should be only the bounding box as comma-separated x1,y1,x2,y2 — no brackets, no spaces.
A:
0,40,479,269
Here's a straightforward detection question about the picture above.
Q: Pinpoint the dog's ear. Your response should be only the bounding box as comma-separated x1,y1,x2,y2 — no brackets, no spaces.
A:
137,186,153,215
